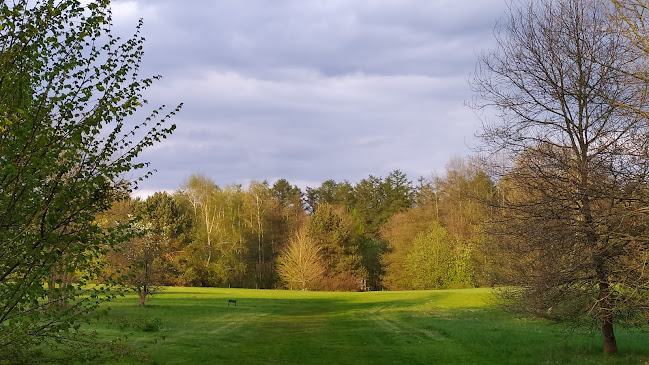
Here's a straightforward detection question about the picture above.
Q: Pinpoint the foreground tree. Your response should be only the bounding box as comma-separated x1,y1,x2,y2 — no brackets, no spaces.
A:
0,0,179,360
472,0,649,354
612,1,649,91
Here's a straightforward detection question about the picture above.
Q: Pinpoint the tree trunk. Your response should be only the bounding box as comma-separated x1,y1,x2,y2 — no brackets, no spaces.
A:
601,317,617,355
599,281,618,354
583,195,618,354
138,288,147,307
48,271,57,306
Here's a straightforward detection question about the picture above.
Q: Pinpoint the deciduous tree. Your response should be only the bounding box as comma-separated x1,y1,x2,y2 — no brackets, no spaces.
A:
0,0,179,360
435,158,497,286
405,222,456,290
277,230,324,291
307,203,364,290
472,0,649,353
381,206,436,290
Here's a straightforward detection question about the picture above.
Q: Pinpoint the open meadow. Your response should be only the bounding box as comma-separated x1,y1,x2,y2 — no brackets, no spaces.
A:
86,288,649,364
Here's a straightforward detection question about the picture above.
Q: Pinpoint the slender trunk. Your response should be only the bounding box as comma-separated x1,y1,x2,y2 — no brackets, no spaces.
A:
599,281,618,354
48,267,59,307
138,287,146,306
205,207,212,266
255,194,264,286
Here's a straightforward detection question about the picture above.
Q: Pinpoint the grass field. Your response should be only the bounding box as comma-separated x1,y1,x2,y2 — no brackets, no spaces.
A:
86,287,649,364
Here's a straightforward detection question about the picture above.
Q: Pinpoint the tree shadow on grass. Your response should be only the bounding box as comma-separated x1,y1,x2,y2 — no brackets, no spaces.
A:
89,290,649,365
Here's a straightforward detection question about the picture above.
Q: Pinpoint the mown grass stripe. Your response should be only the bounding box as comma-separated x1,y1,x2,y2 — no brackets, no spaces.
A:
85,288,649,364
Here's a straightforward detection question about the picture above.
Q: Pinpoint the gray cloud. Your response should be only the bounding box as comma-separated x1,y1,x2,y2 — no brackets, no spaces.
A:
116,0,503,78
112,0,507,196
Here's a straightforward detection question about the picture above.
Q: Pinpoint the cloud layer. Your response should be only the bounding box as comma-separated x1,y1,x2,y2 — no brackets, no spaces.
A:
110,0,507,195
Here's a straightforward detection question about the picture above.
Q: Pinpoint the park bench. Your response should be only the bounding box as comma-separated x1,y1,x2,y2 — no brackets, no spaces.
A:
228,299,237,307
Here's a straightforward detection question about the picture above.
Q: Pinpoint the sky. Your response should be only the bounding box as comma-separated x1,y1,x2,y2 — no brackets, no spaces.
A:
109,0,508,197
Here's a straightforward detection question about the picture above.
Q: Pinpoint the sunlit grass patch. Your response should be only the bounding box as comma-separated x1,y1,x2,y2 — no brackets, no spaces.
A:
85,287,649,365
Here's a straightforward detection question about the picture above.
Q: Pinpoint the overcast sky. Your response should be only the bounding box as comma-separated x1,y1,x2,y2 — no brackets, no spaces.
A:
110,0,508,196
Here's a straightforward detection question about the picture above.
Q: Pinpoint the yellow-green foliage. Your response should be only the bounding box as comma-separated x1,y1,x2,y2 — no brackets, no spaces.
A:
404,222,473,290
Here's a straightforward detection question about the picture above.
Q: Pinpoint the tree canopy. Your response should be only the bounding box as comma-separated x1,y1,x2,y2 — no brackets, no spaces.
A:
0,0,179,360
472,0,649,354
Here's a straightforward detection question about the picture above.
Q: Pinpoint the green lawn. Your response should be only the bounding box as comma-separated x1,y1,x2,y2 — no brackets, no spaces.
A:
86,287,649,364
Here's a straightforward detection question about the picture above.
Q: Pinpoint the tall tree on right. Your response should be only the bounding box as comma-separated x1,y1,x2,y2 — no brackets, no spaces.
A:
472,0,649,354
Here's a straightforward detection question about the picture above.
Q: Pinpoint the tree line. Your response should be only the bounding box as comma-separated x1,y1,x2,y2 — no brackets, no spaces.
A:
101,162,500,299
